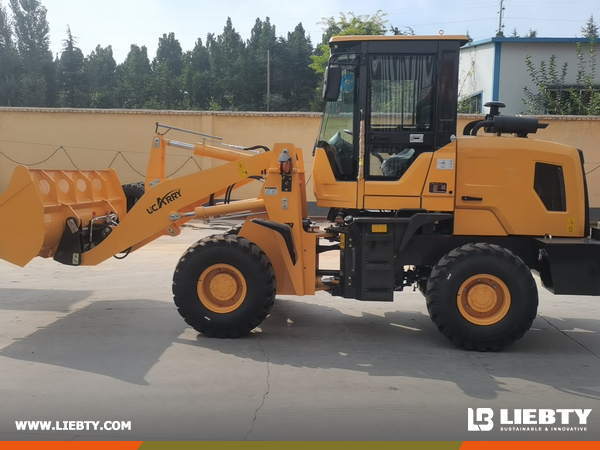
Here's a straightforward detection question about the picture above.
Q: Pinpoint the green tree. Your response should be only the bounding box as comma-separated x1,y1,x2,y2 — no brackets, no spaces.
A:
115,44,151,108
523,39,599,115
181,38,213,110
205,32,223,109
523,54,569,114
220,17,246,109
146,32,184,109
465,30,474,44
572,38,600,114
154,32,183,76
281,23,318,111
310,11,388,75
9,0,54,106
0,4,19,105
206,18,246,110
85,45,117,108
309,11,388,111
582,14,599,39
244,17,279,110
58,26,89,107
389,25,414,36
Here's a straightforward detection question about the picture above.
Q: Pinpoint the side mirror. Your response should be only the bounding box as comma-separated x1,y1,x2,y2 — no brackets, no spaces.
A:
322,65,342,101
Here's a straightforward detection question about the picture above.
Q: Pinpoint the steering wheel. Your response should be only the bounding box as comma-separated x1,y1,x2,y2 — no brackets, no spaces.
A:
328,132,354,174
371,152,384,163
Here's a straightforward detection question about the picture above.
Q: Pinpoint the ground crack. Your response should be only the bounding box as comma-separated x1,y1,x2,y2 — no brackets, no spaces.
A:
540,315,600,359
244,333,271,440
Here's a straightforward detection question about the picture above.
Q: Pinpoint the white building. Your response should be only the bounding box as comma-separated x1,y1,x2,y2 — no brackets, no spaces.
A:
459,37,598,115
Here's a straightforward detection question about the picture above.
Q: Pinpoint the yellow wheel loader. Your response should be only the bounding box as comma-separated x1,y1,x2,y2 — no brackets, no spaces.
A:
1,35,598,350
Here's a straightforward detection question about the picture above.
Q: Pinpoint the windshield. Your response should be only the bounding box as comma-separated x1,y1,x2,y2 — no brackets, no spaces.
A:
317,67,357,177
319,67,356,149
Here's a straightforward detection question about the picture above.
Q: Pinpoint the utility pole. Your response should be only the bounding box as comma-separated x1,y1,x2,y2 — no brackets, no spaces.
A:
266,49,270,112
497,0,505,37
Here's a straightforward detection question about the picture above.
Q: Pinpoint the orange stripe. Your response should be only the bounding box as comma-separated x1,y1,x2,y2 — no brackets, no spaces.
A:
2,442,143,450
461,442,599,450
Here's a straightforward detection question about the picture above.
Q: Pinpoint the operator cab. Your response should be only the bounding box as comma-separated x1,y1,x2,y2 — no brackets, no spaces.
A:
314,35,468,208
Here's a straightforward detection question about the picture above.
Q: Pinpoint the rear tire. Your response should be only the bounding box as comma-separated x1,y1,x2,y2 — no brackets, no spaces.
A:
426,243,538,351
173,234,276,338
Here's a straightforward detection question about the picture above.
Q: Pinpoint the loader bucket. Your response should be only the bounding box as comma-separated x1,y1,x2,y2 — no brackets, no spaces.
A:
0,166,126,267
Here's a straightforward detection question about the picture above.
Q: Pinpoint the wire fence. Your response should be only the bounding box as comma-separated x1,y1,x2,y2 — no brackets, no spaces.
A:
0,140,204,179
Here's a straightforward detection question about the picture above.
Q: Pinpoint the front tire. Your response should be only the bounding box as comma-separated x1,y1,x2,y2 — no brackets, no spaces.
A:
122,182,145,212
173,235,276,338
426,243,538,351
225,223,243,236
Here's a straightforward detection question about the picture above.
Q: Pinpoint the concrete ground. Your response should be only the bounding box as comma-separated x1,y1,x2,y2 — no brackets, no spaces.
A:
0,222,599,441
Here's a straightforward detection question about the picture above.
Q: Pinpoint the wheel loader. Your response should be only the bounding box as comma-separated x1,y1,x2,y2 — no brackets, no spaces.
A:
1,35,599,351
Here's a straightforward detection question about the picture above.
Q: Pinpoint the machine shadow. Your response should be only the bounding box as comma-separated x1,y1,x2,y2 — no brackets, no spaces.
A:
188,297,600,401
2,289,599,400
0,288,94,311
0,294,184,386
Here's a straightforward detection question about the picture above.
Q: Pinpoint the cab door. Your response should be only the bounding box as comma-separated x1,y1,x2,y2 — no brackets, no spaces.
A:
362,41,460,211
363,51,437,209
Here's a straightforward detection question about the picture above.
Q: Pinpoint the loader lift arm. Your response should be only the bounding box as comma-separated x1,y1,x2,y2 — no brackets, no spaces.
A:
81,138,274,266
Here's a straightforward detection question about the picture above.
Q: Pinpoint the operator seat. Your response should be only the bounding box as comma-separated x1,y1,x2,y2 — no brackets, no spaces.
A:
381,148,415,178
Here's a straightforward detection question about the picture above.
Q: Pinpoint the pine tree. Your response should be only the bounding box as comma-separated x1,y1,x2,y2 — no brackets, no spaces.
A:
58,26,89,107
582,14,599,39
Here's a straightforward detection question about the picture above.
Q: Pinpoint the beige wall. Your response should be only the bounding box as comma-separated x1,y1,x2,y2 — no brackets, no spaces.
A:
0,108,322,202
1,108,600,207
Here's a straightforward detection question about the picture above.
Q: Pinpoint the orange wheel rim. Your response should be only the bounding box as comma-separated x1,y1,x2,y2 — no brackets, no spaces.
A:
457,274,511,325
198,264,247,313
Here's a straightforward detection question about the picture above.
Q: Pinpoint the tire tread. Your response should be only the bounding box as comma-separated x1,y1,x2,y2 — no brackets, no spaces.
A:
426,243,538,351
173,235,276,338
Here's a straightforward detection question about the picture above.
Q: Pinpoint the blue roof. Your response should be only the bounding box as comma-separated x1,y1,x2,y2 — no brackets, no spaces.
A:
464,37,593,48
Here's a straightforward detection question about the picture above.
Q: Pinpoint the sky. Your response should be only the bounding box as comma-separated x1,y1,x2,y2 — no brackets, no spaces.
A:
3,0,599,62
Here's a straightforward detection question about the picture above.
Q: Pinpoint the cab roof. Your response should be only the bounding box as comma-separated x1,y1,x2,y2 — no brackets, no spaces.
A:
330,35,469,45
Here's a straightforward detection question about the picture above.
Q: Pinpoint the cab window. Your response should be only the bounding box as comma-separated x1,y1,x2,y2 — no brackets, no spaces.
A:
369,54,435,131
368,54,435,179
